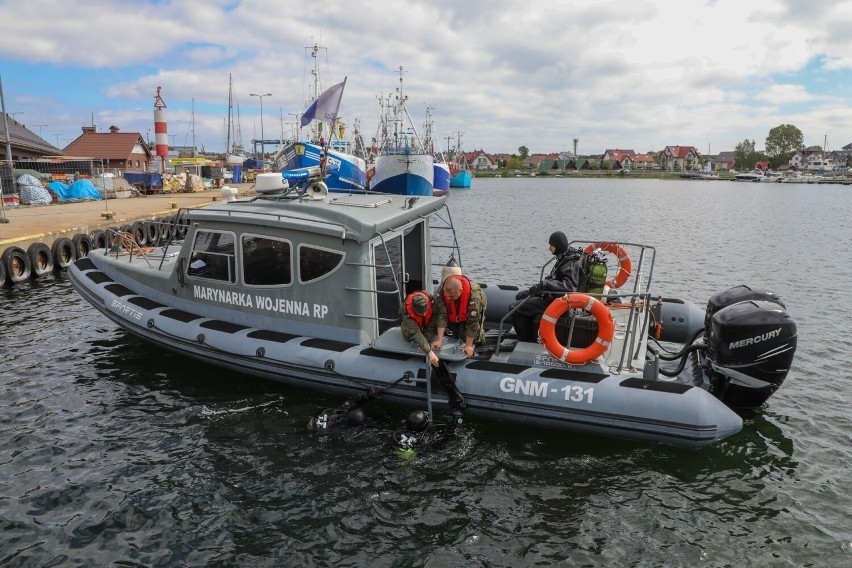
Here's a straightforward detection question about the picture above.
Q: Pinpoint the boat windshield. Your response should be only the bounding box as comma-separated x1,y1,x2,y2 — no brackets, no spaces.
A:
187,230,237,283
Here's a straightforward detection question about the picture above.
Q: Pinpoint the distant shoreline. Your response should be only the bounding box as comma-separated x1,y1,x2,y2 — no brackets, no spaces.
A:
476,170,734,181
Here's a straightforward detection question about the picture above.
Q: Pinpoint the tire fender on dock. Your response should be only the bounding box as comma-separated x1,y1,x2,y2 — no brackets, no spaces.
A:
51,237,77,270
131,221,147,247
90,230,107,250
72,233,93,259
27,242,54,277
145,221,160,245
157,217,171,241
2,246,33,283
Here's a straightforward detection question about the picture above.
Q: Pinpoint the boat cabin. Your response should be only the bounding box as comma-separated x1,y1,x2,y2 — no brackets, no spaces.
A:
154,193,455,346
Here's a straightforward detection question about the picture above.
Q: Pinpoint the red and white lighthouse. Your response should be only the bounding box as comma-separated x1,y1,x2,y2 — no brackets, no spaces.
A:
153,86,168,173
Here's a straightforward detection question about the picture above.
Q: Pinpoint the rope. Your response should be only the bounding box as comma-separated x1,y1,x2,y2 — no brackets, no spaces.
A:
119,231,156,255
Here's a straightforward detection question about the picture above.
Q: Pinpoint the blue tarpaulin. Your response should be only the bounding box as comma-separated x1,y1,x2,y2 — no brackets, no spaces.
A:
124,171,163,189
48,180,102,201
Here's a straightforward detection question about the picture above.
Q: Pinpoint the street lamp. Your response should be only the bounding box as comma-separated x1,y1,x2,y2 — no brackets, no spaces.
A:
9,111,23,121
52,133,62,147
35,124,48,137
250,92,271,166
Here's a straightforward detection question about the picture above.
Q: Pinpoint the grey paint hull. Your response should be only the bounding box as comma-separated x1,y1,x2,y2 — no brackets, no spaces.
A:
71,255,742,449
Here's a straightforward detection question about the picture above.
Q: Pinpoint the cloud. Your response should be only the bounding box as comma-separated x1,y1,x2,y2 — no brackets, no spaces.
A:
757,84,814,105
2,0,852,154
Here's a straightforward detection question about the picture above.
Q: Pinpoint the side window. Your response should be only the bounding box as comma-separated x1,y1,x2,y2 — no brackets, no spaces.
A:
242,235,292,286
187,230,236,283
299,245,344,284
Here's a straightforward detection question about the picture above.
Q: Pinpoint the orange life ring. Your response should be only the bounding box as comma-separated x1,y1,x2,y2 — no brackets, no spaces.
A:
538,293,615,365
584,241,632,289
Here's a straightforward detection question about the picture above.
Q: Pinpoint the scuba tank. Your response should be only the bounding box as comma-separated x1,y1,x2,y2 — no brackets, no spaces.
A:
586,250,609,294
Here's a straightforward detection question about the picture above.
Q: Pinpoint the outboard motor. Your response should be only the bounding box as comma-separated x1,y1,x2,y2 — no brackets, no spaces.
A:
704,293,797,409
704,284,786,332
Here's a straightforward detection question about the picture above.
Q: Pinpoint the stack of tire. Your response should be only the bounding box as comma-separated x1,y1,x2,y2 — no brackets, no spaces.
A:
1,233,92,286
2,215,188,286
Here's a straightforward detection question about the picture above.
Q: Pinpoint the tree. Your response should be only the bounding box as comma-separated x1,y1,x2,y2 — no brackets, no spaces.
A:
518,146,529,160
734,139,757,170
765,124,804,167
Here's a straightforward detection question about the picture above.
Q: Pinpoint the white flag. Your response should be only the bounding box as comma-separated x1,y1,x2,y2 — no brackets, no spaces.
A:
300,77,347,127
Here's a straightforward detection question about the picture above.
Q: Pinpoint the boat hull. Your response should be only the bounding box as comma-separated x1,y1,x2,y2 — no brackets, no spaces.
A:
450,169,472,188
69,253,743,449
372,153,434,196
433,162,451,195
279,142,367,192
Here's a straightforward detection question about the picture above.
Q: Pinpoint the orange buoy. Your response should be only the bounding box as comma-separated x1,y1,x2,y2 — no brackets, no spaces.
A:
538,293,615,365
584,242,632,289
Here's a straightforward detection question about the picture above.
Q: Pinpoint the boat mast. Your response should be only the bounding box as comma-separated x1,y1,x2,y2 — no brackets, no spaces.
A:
455,130,466,166
424,105,442,159
394,66,424,152
306,40,327,142
373,93,391,157
226,74,232,159
424,105,433,154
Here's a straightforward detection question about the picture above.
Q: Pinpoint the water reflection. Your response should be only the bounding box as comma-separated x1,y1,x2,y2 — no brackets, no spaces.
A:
2,179,851,565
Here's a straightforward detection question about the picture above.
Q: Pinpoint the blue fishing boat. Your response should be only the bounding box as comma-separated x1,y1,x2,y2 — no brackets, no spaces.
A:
278,140,367,192
449,131,472,189
450,168,472,189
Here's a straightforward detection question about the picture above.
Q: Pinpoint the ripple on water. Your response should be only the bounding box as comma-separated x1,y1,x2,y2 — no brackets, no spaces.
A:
1,179,851,565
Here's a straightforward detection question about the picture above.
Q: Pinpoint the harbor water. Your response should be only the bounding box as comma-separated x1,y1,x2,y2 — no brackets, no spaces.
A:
1,177,850,566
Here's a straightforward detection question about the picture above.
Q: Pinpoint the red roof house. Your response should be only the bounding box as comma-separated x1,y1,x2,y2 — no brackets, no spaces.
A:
63,126,154,172
659,145,700,171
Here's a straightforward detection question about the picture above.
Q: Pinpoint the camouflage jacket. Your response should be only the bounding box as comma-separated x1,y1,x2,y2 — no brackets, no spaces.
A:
399,302,437,353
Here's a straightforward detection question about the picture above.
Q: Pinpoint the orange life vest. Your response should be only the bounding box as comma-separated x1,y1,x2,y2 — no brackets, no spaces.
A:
404,292,434,329
443,275,472,323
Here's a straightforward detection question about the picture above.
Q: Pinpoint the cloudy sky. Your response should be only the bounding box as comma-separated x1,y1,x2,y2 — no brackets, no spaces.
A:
1,0,851,157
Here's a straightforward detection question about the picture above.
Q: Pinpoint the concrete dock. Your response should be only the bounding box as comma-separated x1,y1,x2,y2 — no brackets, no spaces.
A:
0,183,256,254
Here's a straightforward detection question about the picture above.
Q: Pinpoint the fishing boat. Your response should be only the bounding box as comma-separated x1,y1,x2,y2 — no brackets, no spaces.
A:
448,131,472,189
68,173,798,450
273,43,367,192
424,106,450,196
370,67,434,196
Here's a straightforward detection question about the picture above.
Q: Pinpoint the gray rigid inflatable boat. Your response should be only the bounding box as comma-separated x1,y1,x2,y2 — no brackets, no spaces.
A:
69,190,797,449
